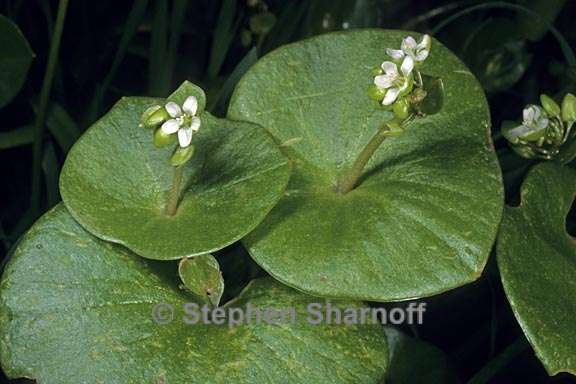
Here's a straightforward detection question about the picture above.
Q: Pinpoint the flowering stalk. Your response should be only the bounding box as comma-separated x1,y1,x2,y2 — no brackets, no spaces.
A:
337,119,405,194
502,93,576,160
165,166,184,216
140,95,203,215
337,34,433,194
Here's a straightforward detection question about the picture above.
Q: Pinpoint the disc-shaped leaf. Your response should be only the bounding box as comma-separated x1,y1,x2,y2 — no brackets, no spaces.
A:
228,30,503,301
0,205,388,383
60,82,291,260
0,14,33,108
497,162,576,375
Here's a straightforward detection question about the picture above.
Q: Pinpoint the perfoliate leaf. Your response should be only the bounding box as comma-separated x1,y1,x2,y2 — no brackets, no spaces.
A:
60,82,291,260
0,205,389,383
228,29,503,301
497,162,576,375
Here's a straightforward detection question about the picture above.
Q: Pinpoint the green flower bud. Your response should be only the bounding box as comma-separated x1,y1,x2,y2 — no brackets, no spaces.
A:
153,127,177,148
392,98,410,119
561,93,576,122
540,94,560,116
367,84,386,101
140,105,162,129
143,106,170,130
171,145,195,167
370,66,383,77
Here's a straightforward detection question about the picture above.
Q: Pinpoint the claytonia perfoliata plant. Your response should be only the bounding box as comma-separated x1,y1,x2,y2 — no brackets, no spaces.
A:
140,95,202,167
502,93,576,160
368,34,433,120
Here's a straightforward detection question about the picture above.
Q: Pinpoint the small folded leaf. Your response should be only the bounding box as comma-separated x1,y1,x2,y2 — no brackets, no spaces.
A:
497,162,576,375
0,15,34,108
178,254,224,307
0,205,389,383
60,82,291,260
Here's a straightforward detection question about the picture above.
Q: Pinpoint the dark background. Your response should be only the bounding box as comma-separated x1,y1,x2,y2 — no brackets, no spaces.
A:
1,0,575,382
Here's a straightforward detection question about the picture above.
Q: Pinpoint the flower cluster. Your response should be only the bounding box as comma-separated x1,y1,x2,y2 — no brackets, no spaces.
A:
140,96,202,166
502,93,576,160
368,35,431,112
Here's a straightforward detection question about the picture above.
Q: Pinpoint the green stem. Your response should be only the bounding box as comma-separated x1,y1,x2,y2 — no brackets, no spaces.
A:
336,120,401,194
30,0,69,215
165,166,184,216
467,338,528,384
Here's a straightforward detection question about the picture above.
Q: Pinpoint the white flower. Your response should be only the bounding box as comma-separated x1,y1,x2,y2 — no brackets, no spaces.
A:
374,59,414,106
505,105,549,141
160,96,201,148
387,34,431,64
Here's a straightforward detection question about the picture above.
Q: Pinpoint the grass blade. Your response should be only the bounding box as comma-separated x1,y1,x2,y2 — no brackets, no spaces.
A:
30,0,69,216
0,125,34,149
207,0,238,78
148,0,168,95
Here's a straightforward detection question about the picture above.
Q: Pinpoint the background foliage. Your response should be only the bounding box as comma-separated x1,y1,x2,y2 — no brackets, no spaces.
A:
0,0,575,382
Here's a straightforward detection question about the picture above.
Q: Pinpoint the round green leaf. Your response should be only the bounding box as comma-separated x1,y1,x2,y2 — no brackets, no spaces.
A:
178,254,224,307
0,14,34,108
228,30,503,301
60,82,291,260
0,204,388,383
497,162,576,376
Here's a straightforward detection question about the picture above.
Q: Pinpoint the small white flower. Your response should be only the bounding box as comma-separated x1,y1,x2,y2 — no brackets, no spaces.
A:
374,59,414,106
387,34,431,64
505,105,549,141
160,96,201,148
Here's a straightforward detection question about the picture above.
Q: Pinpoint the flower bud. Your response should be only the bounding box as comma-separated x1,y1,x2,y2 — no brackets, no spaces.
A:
367,84,386,101
392,98,410,119
540,94,560,117
561,93,576,122
171,145,195,166
140,105,162,129
370,66,383,76
153,127,177,148
144,106,171,130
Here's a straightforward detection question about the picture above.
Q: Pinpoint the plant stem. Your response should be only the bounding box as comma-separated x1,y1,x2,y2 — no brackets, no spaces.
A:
336,120,400,194
165,166,184,216
30,0,69,216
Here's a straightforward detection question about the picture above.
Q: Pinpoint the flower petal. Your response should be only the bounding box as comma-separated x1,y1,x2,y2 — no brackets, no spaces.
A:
386,48,404,60
382,87,400,106
418,34,431,51
537,117,549,130
401,36,417,52
190,116,201,132
182,96,198,116
523,105,536,123
165,102,182,118
381,61,398,75
415,49,429,62
374,75,393,89
400,56,414,76
161,119,181,134
178,126,193,147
